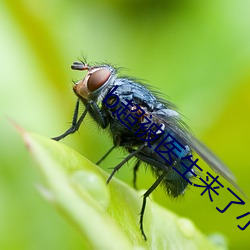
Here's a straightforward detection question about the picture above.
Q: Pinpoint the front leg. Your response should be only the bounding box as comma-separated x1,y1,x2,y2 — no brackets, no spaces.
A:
89,100,108,129
52,99,89,141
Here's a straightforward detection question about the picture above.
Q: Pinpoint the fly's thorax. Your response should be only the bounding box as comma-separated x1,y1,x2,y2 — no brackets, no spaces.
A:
73,64,117,102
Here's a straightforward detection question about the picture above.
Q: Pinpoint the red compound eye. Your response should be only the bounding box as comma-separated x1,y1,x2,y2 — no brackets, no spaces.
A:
87,68,111,92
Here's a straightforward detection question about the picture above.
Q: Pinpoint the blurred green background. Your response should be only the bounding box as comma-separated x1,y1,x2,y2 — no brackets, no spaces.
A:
0,0,250,249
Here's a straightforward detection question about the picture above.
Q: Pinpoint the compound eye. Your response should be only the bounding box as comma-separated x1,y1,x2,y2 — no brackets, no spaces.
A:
87,68,111,92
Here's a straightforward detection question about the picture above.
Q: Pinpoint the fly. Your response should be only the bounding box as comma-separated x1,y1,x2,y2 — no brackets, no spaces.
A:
52,60,244,240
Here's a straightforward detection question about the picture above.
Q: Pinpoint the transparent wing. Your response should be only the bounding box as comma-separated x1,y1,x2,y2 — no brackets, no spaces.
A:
151,110,246,196
185,133,246,197
187,133,236,181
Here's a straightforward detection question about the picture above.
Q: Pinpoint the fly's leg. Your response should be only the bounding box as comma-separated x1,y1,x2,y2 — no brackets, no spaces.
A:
107,144,145,184
96,145,116,165
140,172,166,240
89,100,107,129
133,160,141,189
52,99,88,141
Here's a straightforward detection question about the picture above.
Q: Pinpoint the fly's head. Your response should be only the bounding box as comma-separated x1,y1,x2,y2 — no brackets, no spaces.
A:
72,61,116,101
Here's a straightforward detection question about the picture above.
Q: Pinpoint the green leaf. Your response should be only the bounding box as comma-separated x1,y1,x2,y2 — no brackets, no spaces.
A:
19,128,226,250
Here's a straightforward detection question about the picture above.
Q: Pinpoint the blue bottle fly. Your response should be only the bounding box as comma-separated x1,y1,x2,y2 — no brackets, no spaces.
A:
52,60,243,240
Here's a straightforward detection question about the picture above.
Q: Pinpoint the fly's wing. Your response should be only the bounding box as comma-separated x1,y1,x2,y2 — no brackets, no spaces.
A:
186,133,246,197
185,133,236,182
151,109,246,197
